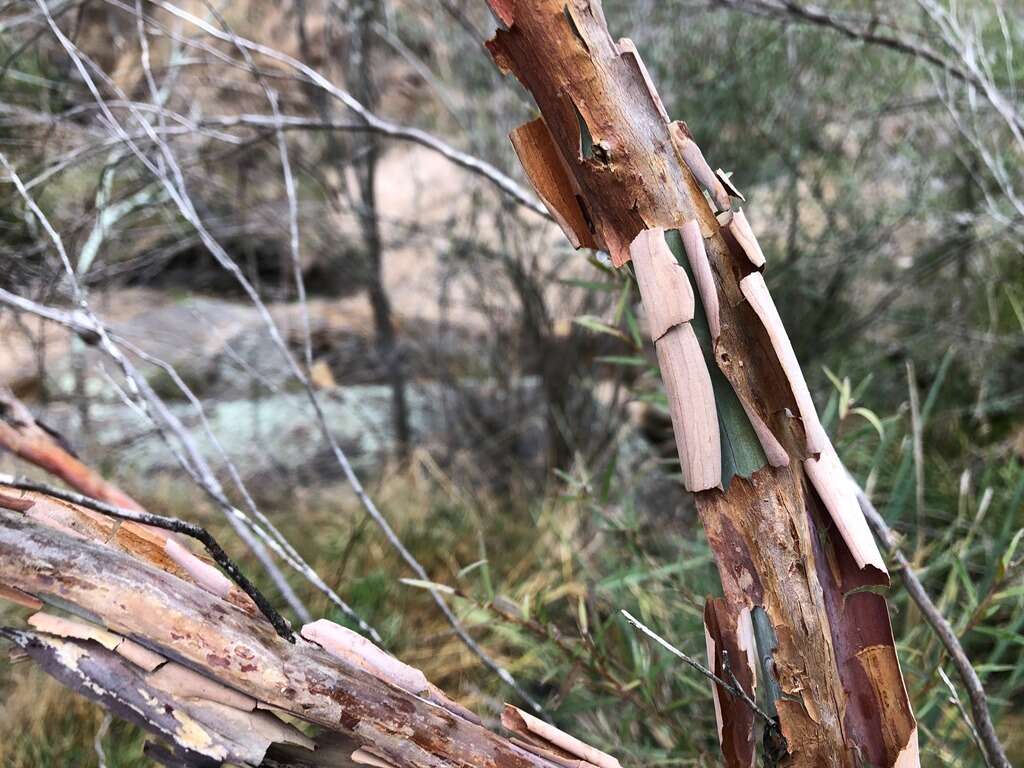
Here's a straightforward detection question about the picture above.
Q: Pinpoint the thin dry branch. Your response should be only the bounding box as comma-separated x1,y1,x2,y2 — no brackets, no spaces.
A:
857,486,1011,768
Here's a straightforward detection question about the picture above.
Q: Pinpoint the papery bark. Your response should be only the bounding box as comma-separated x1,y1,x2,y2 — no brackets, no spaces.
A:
484,3,916,765
0,498,565,768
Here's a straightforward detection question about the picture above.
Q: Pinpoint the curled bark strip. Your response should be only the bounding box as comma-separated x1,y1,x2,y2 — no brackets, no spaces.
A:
895,730,921,768
147,660,258,711
738,272,829,454
670,124,731,212
704,599,756,768
616,38,670,123
352,747,399,768
655,324,722,491
715,169,745,202
727,210,766,269
301,618,481,725
28,611,121,650
116,638,166,671
30,611,166,672
736,607,758,688
502,704,621,768
305,620,417,694
854,644,918,765
629,228,695,341
165,537,235,599
703,620,725,744
511,117,597,250
679,219,721,341
737,398,790,468
803,443,887,574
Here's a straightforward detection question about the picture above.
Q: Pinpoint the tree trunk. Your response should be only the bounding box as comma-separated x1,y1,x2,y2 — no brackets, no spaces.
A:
483,3,917,766
350,0,411,459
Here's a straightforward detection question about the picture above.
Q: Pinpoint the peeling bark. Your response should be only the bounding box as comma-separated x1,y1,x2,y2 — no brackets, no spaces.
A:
727,210,766,270
484,3,915,765
511,117,597,250
654,323,721,492
704,599,756,768
0,500,582,768
501,705,620,768
629,227,694,341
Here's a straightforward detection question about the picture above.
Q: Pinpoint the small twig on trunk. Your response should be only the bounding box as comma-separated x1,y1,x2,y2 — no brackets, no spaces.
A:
0,474,294,641
620,609,778,729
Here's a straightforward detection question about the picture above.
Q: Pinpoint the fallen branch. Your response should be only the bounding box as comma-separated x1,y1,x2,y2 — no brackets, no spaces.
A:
0,492,582,768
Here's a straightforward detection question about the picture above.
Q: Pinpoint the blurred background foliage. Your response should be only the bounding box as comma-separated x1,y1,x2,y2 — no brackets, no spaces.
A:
0,0,1022,765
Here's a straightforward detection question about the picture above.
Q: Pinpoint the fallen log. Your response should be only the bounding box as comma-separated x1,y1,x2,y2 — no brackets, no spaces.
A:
0,487,599,768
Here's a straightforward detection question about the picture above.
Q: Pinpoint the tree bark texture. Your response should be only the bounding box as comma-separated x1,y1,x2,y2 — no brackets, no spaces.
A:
483,3,917,766
0,494,562,768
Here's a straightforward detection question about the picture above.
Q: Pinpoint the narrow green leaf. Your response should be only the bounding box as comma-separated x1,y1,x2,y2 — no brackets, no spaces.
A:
850,406,885,440
573,315,627,340
595,355,649,367
558,278,617,292
399,578,456,594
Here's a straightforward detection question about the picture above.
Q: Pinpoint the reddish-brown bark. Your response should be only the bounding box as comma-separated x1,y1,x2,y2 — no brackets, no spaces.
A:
484,2,916,765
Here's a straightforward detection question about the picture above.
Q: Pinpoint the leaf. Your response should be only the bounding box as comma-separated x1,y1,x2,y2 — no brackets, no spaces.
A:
595,355,649,367
558,278,617,292
624,306,644,349
573,315,627,340
850,406,885,440
457,559,489,579
399,578,456,595
1000,528,1024,576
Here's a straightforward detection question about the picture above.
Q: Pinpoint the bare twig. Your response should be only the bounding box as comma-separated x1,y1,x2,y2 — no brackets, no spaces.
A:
0,474,294,640
22,0,540,708
856,485,1011,768
937,667,989,765
620,609,777,728
713,0,1024,135
110,0,549,220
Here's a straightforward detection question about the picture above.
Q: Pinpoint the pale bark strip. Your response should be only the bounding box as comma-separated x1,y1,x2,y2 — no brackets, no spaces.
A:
654,324,722,492
629,228,695,341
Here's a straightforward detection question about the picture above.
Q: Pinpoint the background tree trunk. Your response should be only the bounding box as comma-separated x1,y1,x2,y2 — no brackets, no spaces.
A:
350,0,411,459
